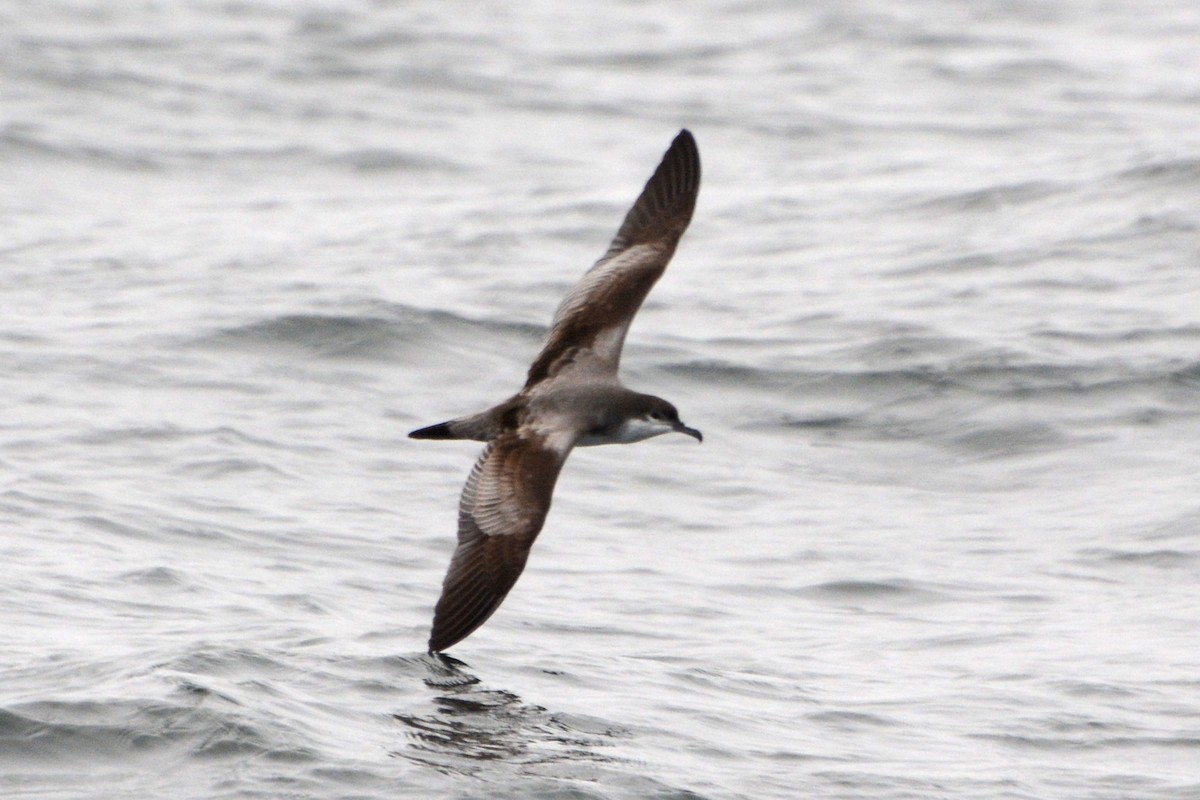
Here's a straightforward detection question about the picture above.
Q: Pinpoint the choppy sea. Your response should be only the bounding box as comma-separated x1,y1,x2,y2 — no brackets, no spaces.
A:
3,2,1199,798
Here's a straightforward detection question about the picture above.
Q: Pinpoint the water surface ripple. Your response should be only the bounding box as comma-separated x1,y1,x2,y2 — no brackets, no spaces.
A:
3,2,1199,798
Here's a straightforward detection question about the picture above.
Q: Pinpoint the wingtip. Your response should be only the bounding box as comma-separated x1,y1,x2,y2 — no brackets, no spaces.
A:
428,628,454,654
667,128,700,176
428,625,473,655
600,127,700,257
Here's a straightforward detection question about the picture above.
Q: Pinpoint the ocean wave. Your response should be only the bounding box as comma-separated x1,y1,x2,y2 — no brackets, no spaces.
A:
671,355,1200,404
1115,157,1200,189
904,179,1065,213
0,698,314,765
197,306,540,363
0,125,465,175
0,126,163,171
799,578,955,605
1075,548,1198,569
201,312,413,360
670,352,1199,461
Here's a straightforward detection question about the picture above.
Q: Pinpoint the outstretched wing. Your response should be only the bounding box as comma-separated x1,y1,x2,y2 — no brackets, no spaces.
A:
428,430,574,652
523,129,701,388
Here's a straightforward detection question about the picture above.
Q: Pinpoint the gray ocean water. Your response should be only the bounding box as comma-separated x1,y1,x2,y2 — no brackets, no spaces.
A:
3,1,1200,798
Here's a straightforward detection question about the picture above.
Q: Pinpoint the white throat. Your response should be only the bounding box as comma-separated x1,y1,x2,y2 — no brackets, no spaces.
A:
583,416,673,446
609,419,676,443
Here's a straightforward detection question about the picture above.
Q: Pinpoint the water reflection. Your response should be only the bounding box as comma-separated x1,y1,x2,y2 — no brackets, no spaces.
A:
392,654,618,775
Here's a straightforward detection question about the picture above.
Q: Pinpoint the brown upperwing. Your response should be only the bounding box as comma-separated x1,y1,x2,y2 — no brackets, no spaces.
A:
428,429,572,652
523,129,701,389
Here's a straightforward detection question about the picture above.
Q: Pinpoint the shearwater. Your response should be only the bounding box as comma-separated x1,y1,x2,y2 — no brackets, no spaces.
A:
410,130,703,653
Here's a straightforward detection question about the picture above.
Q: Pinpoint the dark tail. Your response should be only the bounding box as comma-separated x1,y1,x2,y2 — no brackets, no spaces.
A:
408,421,460,440
408,400,514,442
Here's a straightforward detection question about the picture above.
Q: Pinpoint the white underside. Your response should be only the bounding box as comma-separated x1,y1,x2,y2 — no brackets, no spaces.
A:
577,417,673,447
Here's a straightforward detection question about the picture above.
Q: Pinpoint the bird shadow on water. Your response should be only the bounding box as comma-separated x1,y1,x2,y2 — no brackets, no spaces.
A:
390,653,624,781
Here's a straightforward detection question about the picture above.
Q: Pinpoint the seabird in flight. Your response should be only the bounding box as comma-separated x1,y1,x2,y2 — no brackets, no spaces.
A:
411,129,703,653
